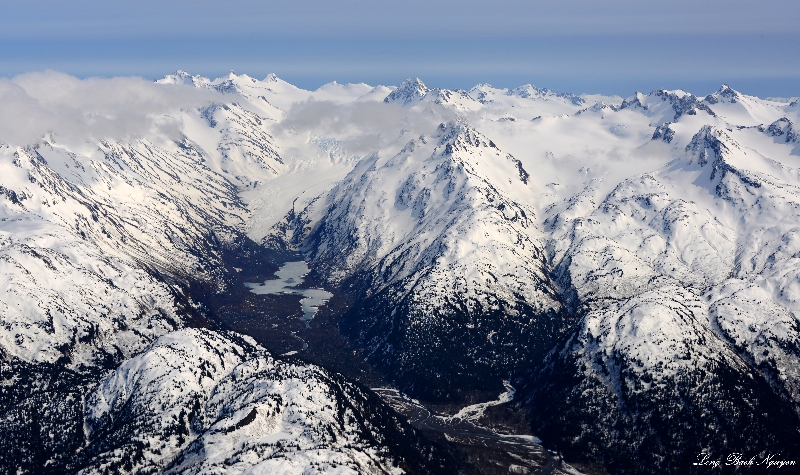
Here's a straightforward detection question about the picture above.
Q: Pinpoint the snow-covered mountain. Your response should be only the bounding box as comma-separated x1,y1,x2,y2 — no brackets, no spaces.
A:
0,126,263,375
518,111,800,473
1,70,799,474
270,121,566,399
79,328,452,474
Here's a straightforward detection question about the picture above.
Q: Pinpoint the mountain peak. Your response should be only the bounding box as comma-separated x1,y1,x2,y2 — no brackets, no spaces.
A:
620,92,647,110
705,84,741,104
507,84,539,98
468,83,503,103
155,70,211,88
575,101,619,116
384,78,429,104
155,70,192,84
620,89,715,123
763,117,798,144
685,125,738,166
652,123,676,143
172,69,191,79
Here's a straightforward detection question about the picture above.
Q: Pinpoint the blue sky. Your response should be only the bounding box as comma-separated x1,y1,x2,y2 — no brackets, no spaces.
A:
1,0,799,97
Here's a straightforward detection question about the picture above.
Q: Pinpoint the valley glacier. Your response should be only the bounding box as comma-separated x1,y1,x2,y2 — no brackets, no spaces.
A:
0,70,799,474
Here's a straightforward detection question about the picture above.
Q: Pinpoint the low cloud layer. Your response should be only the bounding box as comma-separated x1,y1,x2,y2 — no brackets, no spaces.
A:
0,71,219,145
278,98,456,157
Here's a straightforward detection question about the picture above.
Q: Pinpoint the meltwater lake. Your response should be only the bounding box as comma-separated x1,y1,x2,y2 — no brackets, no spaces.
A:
245,261,332,325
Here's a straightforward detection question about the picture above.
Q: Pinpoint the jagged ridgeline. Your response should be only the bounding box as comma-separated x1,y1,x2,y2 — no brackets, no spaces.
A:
1,70,800,474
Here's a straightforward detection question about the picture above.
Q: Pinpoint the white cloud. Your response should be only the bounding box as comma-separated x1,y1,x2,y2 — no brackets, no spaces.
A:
0,71,220,145
277,99,453,156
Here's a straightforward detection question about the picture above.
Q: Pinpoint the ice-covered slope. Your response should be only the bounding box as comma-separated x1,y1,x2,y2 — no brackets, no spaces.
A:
0,215,180,366
0,127,265,473
618,88,717,125
468,83,622,119
78,329,453,475
0,70,395,371
704,84,790,126
259,80,800,421
0,128,260,372
0,69,412,374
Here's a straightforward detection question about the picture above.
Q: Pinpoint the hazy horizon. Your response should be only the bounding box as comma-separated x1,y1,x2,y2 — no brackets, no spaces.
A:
1,0,799,98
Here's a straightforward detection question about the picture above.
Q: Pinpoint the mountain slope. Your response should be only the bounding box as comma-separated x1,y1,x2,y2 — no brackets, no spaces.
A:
519,286,800,474
270,122,568,401
78,328,454,475
517,119,800,472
